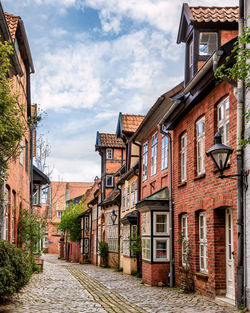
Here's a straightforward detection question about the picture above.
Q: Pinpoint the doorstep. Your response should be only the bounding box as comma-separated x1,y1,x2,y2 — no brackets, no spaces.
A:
215,296,235,306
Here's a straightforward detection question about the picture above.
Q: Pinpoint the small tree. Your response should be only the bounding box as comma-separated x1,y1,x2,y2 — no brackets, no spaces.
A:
129,232,141,275
98,241,109,267
58,200,85,242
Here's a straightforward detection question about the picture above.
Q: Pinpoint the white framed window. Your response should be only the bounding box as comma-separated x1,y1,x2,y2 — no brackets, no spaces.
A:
196,116,205,175
33,185,41,206
130,180,138,208
180,133,187,182
106,148,113,159
142,238,151,261
151,132,157,176
84,238,89,254
126,185,130,210
199,212,208,272
218,97,230,145
57,211,62,218
122,187,126,212
106,175,113,187
153,212,169,235
142,141,148,181
181,214,188,266
153,238,169,262
189,41,193,67
66,187,70,201
84,216,89,230
161,132,168,170
19,137,24,165
199,32,218,55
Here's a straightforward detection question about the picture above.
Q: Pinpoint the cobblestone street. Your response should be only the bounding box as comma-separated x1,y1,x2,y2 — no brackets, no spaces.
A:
0,254,239,313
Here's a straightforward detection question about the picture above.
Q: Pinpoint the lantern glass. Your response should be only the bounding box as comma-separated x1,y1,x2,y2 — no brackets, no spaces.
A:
110,209,117,225
211,149,229,172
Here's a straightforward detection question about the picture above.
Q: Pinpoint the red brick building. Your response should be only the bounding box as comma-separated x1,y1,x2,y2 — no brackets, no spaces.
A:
159,4,239,302
0,5,35,244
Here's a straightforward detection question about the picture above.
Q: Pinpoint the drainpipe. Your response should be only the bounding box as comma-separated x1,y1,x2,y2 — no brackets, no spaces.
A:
236,0,245,307
117,185,122,268
158,124,174,288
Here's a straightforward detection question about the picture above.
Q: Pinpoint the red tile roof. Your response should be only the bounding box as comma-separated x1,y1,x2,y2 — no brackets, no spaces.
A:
99,133,125,148
122,114,145,133
4,12,20,40
190,6,238,23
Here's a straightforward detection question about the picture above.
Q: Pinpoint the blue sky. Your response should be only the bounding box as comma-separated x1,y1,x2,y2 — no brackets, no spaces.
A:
3,0,238,182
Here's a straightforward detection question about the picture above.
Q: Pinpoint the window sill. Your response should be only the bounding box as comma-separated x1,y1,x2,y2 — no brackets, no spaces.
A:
195,272,208,280
194,173,206,181
178,181,187,188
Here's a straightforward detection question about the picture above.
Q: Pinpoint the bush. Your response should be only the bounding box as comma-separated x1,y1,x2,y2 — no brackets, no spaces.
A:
98,241,108,267
0,240,31,299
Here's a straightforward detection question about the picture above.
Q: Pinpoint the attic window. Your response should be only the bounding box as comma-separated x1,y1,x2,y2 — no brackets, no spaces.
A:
199,33,218,55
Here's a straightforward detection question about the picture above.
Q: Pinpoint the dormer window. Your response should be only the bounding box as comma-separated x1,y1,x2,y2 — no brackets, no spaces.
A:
199,33,218,56
106,148,113,159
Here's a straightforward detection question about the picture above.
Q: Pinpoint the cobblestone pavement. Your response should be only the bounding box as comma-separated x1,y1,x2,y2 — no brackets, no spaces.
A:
0,254,239,313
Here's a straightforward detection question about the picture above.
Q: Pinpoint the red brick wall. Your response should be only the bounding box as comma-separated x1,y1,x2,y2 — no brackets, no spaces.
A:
221,30,238,46
69,242,80,263
142,262,170,286
172,81,237,297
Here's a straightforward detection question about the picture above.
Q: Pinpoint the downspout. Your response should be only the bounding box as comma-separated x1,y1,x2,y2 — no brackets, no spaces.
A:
158,124,174,288
236,0,245,307
117,185,122,268
90,209,92,262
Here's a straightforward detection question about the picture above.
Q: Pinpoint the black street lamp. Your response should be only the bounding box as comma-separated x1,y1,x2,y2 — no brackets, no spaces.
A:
110,209,117,225
206,132,234,178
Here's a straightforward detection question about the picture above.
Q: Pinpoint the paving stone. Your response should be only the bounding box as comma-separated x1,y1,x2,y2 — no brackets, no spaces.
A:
0,254,239,313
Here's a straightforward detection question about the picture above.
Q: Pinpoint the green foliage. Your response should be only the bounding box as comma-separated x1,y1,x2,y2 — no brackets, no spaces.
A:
17,209,46,260
215,23,250,86
0,39,26,183
0,240,31,299
98,241,108,267
129,230,141,274
58,200,85,242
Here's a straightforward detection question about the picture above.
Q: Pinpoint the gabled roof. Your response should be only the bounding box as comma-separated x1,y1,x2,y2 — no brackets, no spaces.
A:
116,112,145,138
177,3,238,44
95,131,125,149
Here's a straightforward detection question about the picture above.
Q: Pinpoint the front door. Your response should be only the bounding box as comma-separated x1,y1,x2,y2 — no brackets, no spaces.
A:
225,209,235,300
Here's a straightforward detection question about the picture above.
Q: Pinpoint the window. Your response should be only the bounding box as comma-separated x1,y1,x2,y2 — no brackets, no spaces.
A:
84,238,89,254
66,187,70,201
122,188,126,212
106,175,113,187
126,185,130,209
142,238,151,261
33,185,41,206
151,133,157,176
19,137,23,165
161,132,168,170
218,97,230,145
84,216,89,230
153,212,169,235
142,141,148,181
25,140,28,172
189,41,193,67
196,117,205,175
41,188,48,204
180,133,187,182
199,212,207,272
57,211,62,218
181,214,188,266
130,180,138,208
12,191,15,243
153,238,169,262
106,148,113,159
199,32,218,55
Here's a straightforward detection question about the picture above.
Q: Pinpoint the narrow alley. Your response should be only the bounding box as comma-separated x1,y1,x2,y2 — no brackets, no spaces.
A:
0,254,238,313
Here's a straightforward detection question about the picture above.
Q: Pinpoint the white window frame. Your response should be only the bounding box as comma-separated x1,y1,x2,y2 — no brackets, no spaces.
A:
181,214,188,266
84,216,89,230
153,212,169,236
57,211,62,218
151,132,157,176
122,187,126,212
153,238,169,262
106,148,113,160
142,141,148,181
106,175,113,187
161,132,168,170
142,238,151,261
199,32,218,55
180,133,187,182
218,97,230,145
189,41,193,67
126,185,130,210
84,238,89,254
19,137,24,165
199,212,208,273
196,116,205,175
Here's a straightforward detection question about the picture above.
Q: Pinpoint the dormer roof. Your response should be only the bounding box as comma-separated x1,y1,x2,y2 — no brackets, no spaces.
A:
177,3,238,44
95,132,125,149
116,112,145,138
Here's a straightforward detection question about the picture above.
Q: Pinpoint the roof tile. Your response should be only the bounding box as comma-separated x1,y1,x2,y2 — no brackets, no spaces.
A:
99,133,125,148
4,12,20,40
190,6,238,23
122,114,144,133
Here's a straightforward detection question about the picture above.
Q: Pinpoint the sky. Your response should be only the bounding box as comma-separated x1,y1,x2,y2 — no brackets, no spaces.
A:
3,0,239,182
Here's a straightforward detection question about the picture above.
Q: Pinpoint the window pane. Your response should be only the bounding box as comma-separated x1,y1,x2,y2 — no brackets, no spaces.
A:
199,33,217,55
